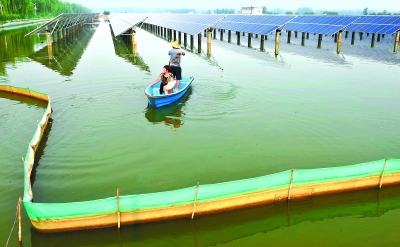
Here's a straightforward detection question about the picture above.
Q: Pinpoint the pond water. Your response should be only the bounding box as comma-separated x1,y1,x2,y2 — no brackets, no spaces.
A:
1,21,399,246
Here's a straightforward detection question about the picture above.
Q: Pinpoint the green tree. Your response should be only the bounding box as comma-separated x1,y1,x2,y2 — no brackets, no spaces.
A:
262,6,267,14
363,7,368,15
0,0,91,20
323,11,338,15
297,7,313,14
377,10,391,15
286,11,293,14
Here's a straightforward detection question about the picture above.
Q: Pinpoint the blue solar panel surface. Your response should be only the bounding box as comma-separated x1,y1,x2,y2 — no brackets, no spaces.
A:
113,14,400,37
216,15,296,35
284,16,360,35
345,16,400,35
144,14,225,36
109,13,148,36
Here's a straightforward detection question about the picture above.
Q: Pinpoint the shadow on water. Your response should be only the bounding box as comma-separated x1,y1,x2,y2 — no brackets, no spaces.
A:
30,118,52,190
144,87,193,129
28,27,97,76
29,184,400,246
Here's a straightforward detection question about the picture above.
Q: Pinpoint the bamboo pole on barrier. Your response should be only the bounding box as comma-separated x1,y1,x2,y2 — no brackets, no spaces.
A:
260,35,265,51
116,188,120,229
207,30,211,55
191,182,200,220
18,197,22,242
274,29,281,56
394,31,400,53
288,168,294,200
337,31,343,54
379,158,388,189
131,30,137,56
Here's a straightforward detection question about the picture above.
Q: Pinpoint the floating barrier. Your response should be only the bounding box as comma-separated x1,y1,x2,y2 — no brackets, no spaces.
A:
0,85,49,102
1,85,400,233
22,158,400,233
27,185,400,246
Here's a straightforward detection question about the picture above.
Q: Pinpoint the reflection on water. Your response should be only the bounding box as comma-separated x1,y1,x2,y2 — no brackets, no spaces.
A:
0,24,46,76
277,32,400,66
111,29,150,72
28,27,97,76
29,185,400,246
144,88,193,128
210,38,292,69
340,44,400,65
194,30,400,68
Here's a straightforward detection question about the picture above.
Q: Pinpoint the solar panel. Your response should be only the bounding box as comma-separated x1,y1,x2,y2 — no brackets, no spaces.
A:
144,14,225,36
109,13,148,36
133,14,399,39
25,13,100,36
215,15,296,35
345,15,400,35
284,15,360,35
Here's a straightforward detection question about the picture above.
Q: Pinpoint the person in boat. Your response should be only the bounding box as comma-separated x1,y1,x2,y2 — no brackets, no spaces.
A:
168,40,185,90
149,65,176,95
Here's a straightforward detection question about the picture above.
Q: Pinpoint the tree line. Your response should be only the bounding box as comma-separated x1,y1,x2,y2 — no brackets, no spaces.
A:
0,0,91,21
363,8,400,15
131,8,196,13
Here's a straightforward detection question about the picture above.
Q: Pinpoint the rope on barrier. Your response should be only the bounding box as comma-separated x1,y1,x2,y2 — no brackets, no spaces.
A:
379,158,388,189
18,197,22,242
116,188,120,229
288,168,295,200
5,199,19,247
191,182,200,220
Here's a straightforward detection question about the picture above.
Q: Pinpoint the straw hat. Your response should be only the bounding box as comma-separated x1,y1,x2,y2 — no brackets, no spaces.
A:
165,80,176,90
170,40,181,49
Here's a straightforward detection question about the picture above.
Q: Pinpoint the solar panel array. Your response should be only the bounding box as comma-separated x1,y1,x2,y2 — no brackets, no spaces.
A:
145,14,225,36
29,13,400,39
345,16,400,35
25,13,99,36
284,16,360,35
109,13,148,36
216,15,296,35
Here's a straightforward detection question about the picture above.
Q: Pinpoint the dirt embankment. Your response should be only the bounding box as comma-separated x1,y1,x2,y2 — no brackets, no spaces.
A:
0,19,50,29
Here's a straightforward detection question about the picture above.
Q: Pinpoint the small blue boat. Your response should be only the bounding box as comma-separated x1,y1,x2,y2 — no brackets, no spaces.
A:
145,76,194,107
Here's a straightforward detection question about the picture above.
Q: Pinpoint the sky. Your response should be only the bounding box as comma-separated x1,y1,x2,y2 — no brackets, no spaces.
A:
72,0,400,12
